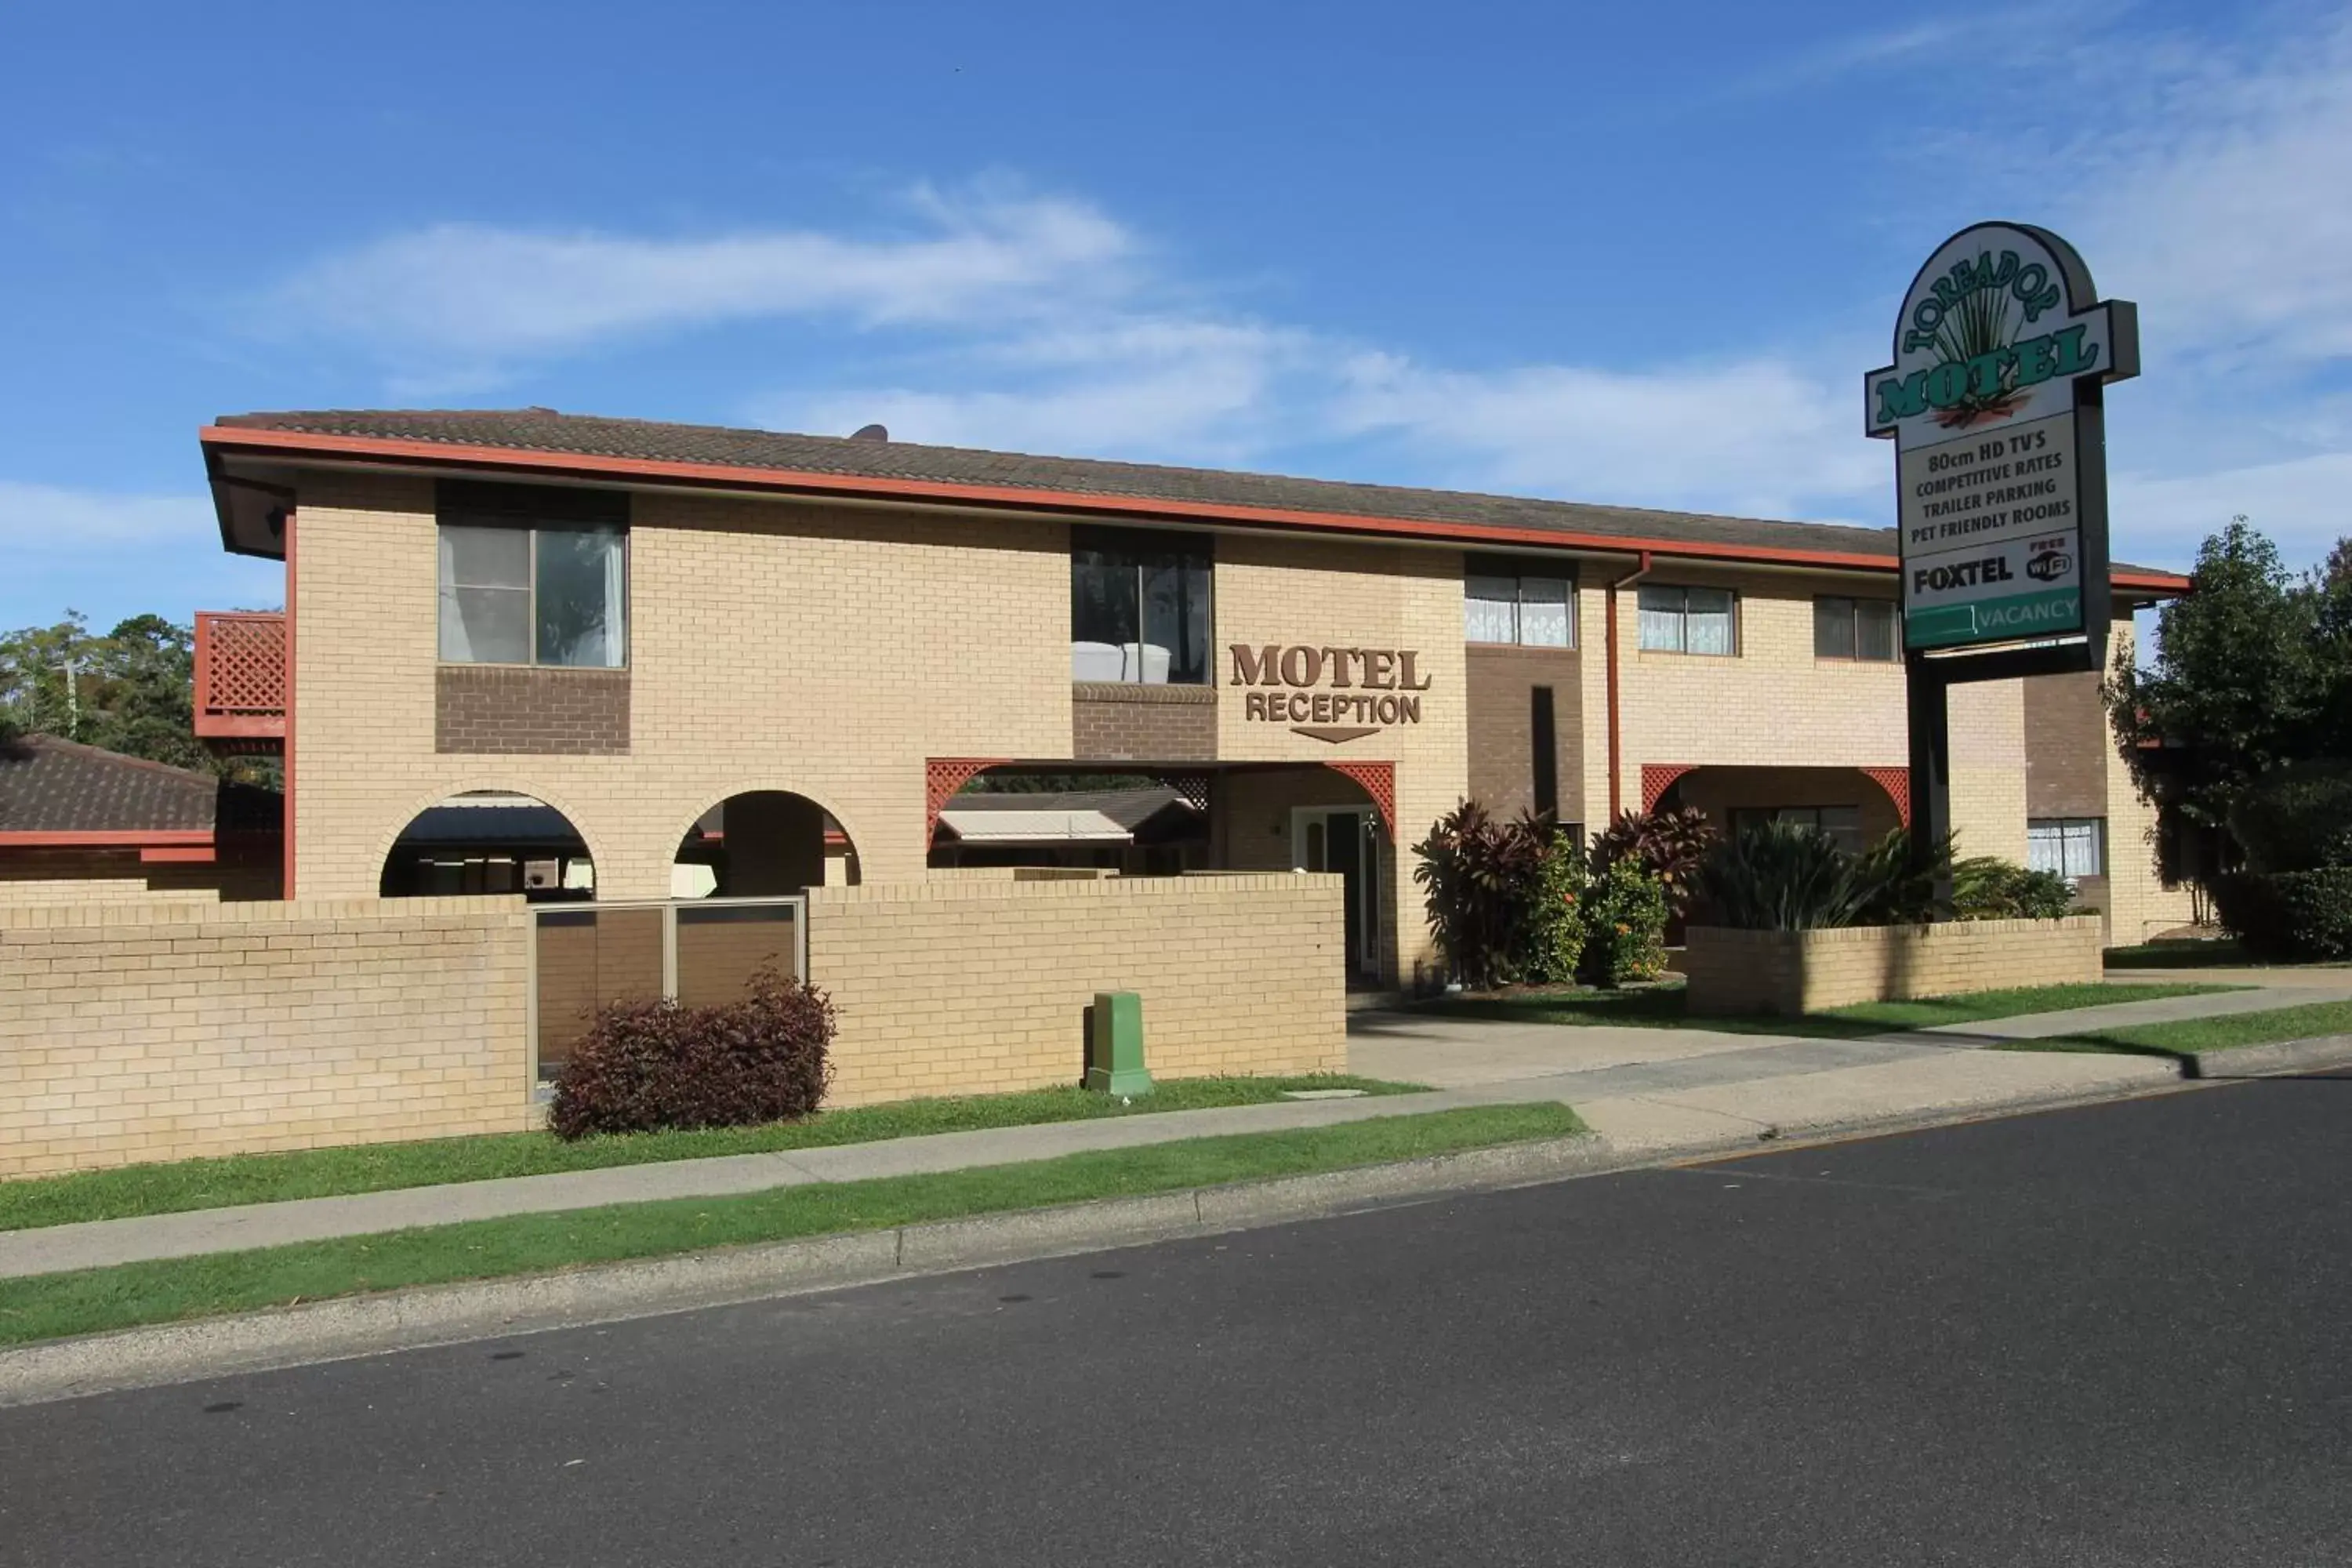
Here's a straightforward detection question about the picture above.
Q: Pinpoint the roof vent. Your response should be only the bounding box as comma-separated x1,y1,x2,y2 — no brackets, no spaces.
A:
850,423,888,442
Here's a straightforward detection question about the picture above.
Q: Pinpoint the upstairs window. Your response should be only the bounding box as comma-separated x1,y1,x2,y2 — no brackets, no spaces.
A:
437,483,628,668
1071,526,1212,684
1814,596,1902,662
1637,585,1737,655
1465,559,1574,647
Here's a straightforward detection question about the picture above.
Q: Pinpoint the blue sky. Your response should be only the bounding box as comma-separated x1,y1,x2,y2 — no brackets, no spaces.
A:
5,0,2349,631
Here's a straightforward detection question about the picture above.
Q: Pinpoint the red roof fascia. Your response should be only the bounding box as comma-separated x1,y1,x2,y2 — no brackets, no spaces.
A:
201,426,1898,571
0,829,217,849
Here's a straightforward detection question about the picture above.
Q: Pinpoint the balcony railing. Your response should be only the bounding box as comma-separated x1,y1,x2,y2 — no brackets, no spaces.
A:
193,611,285,745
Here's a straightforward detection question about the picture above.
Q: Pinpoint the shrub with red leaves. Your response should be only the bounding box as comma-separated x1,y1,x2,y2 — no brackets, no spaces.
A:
548,965,834,1140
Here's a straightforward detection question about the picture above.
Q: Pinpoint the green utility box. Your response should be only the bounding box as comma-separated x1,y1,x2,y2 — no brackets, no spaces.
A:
1086,990,1153,1097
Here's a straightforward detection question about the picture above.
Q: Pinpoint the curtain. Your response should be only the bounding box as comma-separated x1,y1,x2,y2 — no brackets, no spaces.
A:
436,529,471,662
601,530,627,668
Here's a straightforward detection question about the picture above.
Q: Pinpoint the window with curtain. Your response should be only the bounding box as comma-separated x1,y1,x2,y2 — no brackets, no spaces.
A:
437,482,628,668
2027,818,2105,879
1070,526,1212,684
1465,559,1574,647
1813,596,1902,662
1637,585,1737,655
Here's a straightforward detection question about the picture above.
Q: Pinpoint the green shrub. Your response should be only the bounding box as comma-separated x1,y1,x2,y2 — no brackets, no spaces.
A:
2227,760,2352,873
1697,822,1958,931
1589,806,1720,916
1578,858,1669,986
1951,856,2078,920
1523,838,1592,985
550,966,834,1139
2210,868,2352,960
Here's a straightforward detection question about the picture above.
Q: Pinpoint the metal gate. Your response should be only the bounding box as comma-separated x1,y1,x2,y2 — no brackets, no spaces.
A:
530,896,807,1078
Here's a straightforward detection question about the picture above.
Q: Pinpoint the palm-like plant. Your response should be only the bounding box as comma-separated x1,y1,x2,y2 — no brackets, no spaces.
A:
1697,822,1951,931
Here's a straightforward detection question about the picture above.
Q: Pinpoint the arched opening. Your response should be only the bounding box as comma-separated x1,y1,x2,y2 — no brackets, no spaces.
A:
673,790,859,898
927,766,1210,876
1655,765,1907,852
379,789,593,901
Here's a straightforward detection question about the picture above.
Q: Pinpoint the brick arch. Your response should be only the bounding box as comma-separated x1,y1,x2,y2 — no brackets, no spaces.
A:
366,776,612,899
666,779,870,883
1642,762,1910,826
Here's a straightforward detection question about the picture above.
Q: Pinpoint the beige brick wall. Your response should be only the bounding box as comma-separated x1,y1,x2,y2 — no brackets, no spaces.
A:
291,474,1073,902
0,896,532,1178
807,873,1347,1105
2100,620,2198,944
1682,916,2103,1015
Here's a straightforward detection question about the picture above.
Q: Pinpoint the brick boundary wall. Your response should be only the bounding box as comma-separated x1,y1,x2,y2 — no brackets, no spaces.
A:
0,896,532,1178
1682,916,2103,1016
807,873,1346,1105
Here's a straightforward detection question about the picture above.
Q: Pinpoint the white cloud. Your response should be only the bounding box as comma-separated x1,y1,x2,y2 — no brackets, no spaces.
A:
0,482,212,550
2113,452,2352,570
265,188,1134,358
1329,353,1881,520
2057,13,2352,370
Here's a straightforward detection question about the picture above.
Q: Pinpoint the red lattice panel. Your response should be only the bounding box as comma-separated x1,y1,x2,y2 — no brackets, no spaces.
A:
925,757,1011,852
1323,760,1396,837
1861,765,1911,826
1639,763,1698,815
198,612,285,714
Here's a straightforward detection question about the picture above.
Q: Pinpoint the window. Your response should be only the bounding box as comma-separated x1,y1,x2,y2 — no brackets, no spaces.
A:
2028,818,2105,879
1070,527,1212,684
436,483,628,668
1815,596,1902,662
1530,686,1558,818
1733,804,1865,855
1637,585,1736,655
1465,560,1574,647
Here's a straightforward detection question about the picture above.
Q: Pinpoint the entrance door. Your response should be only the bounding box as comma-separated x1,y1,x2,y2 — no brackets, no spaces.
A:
1293,808,1384,980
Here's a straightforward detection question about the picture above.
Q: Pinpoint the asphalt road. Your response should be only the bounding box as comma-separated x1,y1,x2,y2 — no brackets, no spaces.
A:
7,1076,2352,1567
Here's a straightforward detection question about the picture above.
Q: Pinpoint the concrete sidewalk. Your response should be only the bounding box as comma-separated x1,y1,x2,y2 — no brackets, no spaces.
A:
3,978,2346,1283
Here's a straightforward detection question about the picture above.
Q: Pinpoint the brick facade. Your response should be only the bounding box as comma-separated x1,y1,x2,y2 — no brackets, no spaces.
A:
0,896,532,1178
2024,671,2109,818
0,849,280,907
1071,681,1217,761
436,665,631,755
1682,916,2103,1015
1465,645,1583,824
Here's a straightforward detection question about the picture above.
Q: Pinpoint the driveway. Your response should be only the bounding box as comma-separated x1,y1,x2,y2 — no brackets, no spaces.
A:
1347,1007,1812,1089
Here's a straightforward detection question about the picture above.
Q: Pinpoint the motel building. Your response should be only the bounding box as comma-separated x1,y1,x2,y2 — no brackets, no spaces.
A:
183,407,2196,994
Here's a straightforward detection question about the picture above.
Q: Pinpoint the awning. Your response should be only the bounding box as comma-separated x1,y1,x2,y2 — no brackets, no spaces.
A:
933,807,1134,845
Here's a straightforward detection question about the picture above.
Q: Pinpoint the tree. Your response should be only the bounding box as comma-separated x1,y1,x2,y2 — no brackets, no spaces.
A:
2104,519,2343,837
0,612,277,785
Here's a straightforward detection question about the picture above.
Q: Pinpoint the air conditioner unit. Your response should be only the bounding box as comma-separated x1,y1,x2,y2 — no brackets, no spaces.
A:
522,859,561,891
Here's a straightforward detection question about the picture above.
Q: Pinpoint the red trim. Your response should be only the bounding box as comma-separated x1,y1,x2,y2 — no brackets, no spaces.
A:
0,830,215,848
1323,761,1396,837
282,512,296,899
206,425,1942,574
1639,764,1700,815
1860,766,1911,827
140,846,217,865
924,758,1011,852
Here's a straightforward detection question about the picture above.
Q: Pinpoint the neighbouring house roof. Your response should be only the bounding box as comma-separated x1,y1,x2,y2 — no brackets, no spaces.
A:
0,734,278,844
394,792,586,850
936,786,1201,845
201,408,2193,593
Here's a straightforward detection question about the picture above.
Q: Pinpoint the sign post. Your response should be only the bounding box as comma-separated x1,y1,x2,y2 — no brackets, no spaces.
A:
1866,223,2138,883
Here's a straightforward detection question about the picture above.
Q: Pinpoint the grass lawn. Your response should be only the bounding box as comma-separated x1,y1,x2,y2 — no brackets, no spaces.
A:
0,1103,1581,1347
0,1074,1421,1234
1425,980,2238,1040
2105,938,2351,971
1996,999,2352,1060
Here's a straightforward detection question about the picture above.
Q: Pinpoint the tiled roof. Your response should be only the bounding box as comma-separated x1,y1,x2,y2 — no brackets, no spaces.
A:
0,735,275,836
212,408,1907,560
945,785,1196,832
208,407,2187,582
